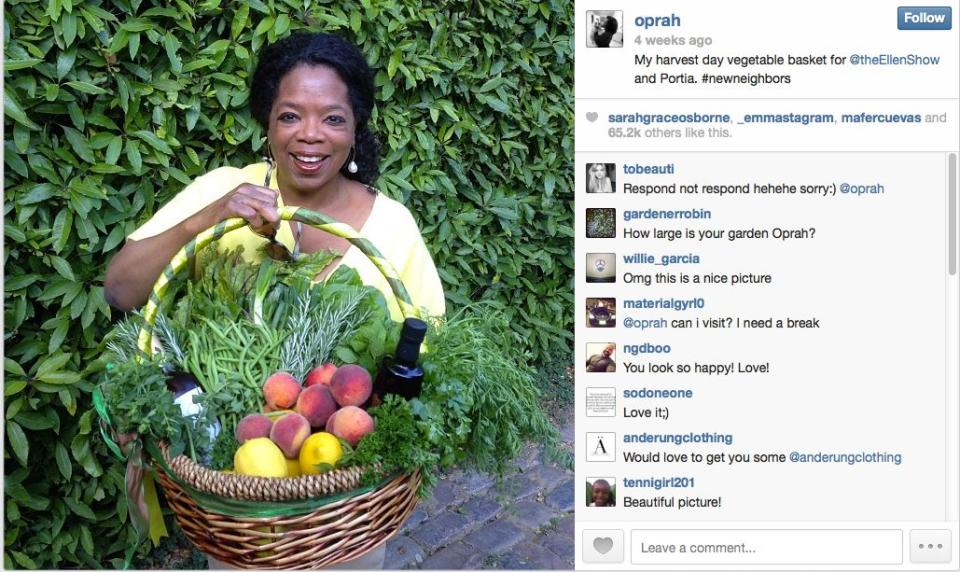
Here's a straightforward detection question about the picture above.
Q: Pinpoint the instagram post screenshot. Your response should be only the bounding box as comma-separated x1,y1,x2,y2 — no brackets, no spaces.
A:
3,1,577,570
2,0,959,571
576,0,960,570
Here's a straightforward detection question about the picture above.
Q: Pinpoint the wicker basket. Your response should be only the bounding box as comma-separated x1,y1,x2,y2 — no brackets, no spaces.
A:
102,206,425,568
155,467,420,569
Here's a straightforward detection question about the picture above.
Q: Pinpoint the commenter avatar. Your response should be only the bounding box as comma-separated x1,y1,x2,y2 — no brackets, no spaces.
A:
586,163,616,193
586,343,616,372
587,478,616,507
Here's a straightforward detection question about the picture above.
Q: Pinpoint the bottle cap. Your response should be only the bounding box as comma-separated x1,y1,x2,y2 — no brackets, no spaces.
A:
396,318,427,364
401,318,428,343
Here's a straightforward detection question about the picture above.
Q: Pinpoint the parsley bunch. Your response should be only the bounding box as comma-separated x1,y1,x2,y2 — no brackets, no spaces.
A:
100,359,211,460
340,395,440,490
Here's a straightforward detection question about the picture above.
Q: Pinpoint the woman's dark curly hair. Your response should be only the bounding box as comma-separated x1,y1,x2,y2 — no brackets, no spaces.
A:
603,16,619,34
250,33,381,185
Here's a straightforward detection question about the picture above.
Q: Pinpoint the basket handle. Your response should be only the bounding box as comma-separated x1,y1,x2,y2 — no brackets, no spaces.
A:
136,206,420,358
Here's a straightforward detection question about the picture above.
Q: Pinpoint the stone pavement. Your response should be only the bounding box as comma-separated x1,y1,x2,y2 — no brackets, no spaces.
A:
385,418,575,570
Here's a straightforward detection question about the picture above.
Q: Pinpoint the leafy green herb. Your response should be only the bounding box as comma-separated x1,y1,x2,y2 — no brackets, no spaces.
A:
279,285,371,381
420,306,573,474
344,304,571,494
154,313,187,370
326,267,401,372
100,359,208,460
340,395,440,491
104,315,144,363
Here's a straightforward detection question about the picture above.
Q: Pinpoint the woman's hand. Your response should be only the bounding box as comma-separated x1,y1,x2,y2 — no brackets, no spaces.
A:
105,183,281,312
196,183,280,237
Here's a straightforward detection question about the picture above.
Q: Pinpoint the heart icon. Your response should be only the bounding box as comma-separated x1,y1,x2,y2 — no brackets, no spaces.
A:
585,112,598,122
593,537,614,554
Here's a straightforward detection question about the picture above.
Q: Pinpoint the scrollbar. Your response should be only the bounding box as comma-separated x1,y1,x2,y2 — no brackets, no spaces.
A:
951,153,957,276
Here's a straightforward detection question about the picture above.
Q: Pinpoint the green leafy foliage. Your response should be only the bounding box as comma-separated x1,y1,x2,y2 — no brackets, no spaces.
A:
419,306,573,473
162,249,396,458
4,0,572,567
343,307,573,495
99,359,203,459
340,395,441,490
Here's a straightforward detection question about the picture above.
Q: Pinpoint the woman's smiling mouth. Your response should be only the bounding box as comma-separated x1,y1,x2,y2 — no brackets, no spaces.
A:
291,153,328,173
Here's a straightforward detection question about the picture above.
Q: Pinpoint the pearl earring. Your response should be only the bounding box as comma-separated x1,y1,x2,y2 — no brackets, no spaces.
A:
347,147,358,173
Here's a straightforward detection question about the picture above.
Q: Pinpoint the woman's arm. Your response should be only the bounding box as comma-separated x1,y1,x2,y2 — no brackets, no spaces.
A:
104,183,280,311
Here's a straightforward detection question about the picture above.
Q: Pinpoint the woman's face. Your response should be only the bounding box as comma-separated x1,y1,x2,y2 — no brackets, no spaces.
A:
268,64,355,196
591,164,606,178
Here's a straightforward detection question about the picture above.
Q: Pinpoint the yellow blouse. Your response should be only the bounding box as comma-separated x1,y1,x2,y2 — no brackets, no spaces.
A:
128,162,446,320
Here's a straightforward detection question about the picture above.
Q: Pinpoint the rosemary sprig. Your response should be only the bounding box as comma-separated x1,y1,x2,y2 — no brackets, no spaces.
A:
105,311,185,369
104,315,142,363
278,292,314,380
279,288,371,380
155,313,186,369
316,288,371,364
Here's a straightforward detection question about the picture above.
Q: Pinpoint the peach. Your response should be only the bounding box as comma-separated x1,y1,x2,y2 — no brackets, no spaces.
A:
269,412,311,458
305,363,337,387
235,414,272,444
263,372,301,409
329,364,372,407
331,406,375,447
295,385,338,428
324,408,340,433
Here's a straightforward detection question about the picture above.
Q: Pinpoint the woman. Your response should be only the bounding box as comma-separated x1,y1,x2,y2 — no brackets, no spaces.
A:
591,16,618,48
108,32,438,570
587,163,613,193
105,33,445,321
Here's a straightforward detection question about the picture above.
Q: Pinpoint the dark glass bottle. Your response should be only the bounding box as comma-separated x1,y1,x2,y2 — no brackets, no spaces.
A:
371,318,428,406
165,370,200,399
164,370,219,463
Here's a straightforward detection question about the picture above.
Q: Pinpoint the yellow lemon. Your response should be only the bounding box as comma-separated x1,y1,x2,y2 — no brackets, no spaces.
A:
285,457,302,477
299,432,342,475
234,438,287,477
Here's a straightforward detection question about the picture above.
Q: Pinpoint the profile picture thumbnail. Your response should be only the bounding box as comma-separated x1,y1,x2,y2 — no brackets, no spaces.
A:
586,298,616,328
586,11,623,48
586,208,616,238
586,163,616,193
585,253,616,283
586,342,616,373
586,478,617,507
585,432,616,462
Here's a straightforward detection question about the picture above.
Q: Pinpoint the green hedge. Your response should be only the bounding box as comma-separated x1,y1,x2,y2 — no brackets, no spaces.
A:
3,0,572,567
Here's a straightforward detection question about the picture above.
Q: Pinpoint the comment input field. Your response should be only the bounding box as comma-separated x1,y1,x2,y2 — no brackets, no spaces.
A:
629,529,903,565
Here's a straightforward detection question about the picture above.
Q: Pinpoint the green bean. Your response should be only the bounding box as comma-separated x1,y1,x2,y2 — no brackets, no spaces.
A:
235,336,251,375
